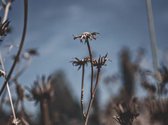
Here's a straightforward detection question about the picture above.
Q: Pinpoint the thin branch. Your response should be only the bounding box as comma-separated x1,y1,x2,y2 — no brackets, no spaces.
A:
81,64,86,119
0,0,28,96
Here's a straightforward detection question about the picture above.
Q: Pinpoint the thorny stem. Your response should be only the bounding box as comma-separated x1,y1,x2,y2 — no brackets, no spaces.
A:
84,68,101,125
0,0,28,96
81,64,86,119
85,39,94,97
0,53,17,123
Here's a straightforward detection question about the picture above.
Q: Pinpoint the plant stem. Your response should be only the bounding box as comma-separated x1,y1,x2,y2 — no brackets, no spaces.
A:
0,53,17,123
146,0,160,96
81,64,85,119
2,0,12,23
93,68,100,93
0,0,28,96
84,68,101,125
146,0,159,71
85,40,94,97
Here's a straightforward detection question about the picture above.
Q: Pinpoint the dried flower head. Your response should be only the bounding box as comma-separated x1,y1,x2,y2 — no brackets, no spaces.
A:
92,53,109,69
73,32,100,43
71,57,90,70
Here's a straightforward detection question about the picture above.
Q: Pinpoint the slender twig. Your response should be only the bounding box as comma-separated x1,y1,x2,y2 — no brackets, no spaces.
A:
81,64,86,119
0,53,17,123
0,0,28,96
86,39,94,97
84,68,101,125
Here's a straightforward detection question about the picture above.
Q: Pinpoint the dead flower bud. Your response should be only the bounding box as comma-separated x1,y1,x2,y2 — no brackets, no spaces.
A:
0,69,5,77
73,32,100,43
92,53,109,69
71,57,90,70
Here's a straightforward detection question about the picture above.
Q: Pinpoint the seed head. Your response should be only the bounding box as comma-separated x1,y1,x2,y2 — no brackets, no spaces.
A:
92,53,109,69
73,32,100,43
71,57,90,70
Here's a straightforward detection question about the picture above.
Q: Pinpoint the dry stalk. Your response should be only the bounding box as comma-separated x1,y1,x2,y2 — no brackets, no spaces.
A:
73,32,108,125
85,39,94,96
0,53,19,125
0,0,28,96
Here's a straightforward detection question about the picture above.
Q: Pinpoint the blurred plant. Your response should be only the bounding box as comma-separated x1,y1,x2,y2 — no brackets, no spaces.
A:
113,100,139,125
0,0,28,124
0,0,28,97
145,99,168,125
72,32,108,125
27,75,53,125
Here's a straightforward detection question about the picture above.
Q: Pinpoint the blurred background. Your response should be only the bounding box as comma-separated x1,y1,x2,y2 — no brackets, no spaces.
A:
0,0,168,125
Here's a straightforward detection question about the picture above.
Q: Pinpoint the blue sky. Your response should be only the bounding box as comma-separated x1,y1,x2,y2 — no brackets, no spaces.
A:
1,0,168,109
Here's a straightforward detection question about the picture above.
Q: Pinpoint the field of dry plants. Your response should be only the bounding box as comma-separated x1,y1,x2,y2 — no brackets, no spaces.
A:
0,0,168,125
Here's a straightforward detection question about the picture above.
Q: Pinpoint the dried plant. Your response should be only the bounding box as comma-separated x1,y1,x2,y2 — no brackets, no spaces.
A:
72,32,108,125
0,0,28,124
0,0,28,96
